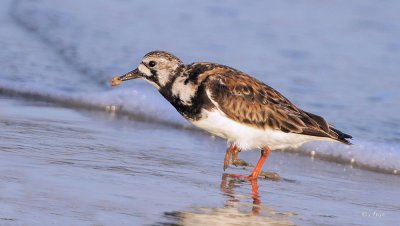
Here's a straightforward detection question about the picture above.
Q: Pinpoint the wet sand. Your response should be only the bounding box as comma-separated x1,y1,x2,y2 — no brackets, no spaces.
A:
1,96,399,225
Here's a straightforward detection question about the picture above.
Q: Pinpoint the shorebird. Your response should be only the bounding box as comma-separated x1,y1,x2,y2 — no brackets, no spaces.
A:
111,51,352,180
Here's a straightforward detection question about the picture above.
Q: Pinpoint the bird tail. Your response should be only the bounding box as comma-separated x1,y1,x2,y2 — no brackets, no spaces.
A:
303,111,352,145
328,126,353,145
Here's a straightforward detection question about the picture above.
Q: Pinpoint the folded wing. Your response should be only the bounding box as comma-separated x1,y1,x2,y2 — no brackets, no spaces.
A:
204,68,352,144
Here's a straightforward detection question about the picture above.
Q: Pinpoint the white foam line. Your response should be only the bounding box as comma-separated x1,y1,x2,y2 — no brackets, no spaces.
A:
1,80,399,175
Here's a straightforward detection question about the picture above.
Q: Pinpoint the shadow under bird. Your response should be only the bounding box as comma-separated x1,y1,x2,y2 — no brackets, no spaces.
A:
110,51,352,180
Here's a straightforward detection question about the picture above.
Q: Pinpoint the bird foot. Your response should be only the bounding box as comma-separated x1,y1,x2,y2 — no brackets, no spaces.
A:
223,171,280,181
232,159,250,167
259,171,281,181
223,173,258,181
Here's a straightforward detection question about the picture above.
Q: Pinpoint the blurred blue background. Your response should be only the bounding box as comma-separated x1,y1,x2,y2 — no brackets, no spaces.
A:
4,0,400,142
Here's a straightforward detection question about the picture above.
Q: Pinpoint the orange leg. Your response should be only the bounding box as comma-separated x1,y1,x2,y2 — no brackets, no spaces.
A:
223,146,271,180
245,146,271,180
223,144,238,171
232,148,239,162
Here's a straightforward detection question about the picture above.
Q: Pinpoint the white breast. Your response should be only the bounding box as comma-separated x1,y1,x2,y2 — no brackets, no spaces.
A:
192,110,331,150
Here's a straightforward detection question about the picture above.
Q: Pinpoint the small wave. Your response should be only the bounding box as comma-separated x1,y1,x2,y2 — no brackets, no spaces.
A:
1,80,399,176
284,141,400,175
0,79,188,129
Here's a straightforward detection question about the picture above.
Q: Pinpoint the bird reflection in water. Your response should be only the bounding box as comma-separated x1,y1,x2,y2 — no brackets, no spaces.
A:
160,174,293,225
220,173,263,215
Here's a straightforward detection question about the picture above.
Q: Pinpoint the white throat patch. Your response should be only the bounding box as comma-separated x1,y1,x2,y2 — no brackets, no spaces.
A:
157,69,171,87
171,76,197,105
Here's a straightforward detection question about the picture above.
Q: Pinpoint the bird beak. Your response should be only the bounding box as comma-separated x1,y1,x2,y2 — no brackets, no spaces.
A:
119,68,143,81
110,68,143,86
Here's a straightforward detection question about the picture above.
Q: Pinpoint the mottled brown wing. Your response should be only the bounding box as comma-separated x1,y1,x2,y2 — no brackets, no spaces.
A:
205,69,332,138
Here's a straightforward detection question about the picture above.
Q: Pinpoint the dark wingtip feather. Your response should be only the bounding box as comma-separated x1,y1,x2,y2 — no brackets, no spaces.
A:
330,127,353,145
339,137,353,145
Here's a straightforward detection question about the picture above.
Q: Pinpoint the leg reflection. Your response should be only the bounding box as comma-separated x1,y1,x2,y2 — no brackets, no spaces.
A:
221,173,262,215
250,179,261,215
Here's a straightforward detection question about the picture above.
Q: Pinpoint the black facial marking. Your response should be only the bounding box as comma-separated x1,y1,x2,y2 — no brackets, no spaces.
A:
150,68,157,76
146,69,160,87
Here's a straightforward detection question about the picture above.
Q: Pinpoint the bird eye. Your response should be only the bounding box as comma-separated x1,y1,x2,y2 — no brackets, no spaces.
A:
148,61,156,67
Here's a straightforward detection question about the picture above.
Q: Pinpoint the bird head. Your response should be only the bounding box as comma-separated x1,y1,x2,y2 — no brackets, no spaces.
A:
111,51,183,89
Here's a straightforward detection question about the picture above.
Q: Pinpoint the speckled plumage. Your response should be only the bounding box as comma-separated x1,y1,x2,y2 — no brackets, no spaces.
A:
111,50,352,172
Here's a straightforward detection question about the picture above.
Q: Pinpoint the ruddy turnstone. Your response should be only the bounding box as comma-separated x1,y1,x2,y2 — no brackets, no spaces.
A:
110,51,352,180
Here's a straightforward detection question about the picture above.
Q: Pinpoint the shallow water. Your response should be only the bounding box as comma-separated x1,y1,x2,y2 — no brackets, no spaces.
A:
1,97,399,225
1,0,400,225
